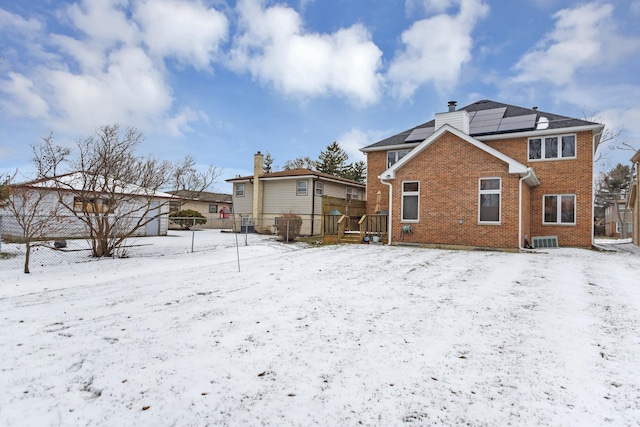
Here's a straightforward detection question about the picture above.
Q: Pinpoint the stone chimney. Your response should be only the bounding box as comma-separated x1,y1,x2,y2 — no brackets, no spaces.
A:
435,100,469,134
252,151,264,223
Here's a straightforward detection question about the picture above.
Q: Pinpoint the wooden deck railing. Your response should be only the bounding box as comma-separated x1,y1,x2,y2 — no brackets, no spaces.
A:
358,214,389,241
322,214,388,243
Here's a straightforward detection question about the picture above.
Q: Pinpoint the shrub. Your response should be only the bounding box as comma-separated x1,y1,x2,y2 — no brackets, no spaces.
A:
276,213,302,242
169,209,207,230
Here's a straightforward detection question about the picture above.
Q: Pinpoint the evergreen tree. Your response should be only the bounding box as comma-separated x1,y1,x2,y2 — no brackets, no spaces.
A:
595,163,631,206
344,160,366,183
263,151,274,173
316,142,348,176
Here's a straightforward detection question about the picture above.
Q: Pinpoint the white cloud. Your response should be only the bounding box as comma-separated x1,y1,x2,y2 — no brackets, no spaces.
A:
512,2,640,85
0,0,232,138
166,108,209,137
0,9,42,34
64,0,140,47
336,129,370,163
387,0,489,99
405,0,455,15
228,0,383,105
134,0,229,70
0,72,49,118
46,46,173,133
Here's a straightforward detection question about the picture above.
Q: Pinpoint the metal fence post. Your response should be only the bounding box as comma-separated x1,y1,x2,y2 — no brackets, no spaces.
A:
0,215,3,252
286,218,290,242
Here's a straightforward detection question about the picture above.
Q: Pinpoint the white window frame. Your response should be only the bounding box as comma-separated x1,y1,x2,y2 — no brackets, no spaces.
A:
401,181,419,222
478,177,501,224
543,194,576,225
235,183,245,197
346,187,358,200
296,180,308,196
528,134,577,161
315,181,324,196
387,149,409,168
209,204,218,213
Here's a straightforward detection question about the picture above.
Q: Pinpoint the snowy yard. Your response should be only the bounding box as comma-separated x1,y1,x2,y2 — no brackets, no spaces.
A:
1,230,639,426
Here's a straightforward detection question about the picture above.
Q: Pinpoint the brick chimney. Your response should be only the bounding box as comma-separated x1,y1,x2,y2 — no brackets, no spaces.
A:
435,100,469,134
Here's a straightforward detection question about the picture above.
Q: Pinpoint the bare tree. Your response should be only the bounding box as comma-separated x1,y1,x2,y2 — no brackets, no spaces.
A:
170,155,222,206
3,149,69,273
283,157,316,170
35,124,177,257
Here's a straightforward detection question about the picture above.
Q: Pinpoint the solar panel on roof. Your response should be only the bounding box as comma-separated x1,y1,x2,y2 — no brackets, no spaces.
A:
471,107,506,118
497,114,537,132
405,127,435,142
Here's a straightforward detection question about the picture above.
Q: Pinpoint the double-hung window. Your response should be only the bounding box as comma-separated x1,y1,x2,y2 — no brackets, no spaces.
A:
315,181,324,196
528,135,576,160
543,194,576,225
387,150,409,168
235,183,245,197
479,178,501,223
402,181,419,222
296,180,308,196
346,187,358,200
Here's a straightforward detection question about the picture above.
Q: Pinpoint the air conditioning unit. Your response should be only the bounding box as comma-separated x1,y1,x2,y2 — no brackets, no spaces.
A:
531,236,559,248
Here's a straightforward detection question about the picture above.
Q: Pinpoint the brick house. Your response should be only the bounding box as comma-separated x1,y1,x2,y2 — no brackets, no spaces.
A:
361,100,605,249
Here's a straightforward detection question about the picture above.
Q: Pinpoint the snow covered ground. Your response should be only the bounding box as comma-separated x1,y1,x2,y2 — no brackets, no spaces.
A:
1,230,639,426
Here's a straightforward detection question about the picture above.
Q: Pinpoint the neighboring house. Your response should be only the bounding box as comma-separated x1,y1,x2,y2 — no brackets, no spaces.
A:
167,190,233,229
361,100,605,249
226,151,366,235
2,172,173,238
603,199,632,238
629,149,640,245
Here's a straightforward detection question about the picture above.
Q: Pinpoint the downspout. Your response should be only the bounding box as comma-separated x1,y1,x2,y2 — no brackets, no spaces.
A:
592,128,604,247
518,168,534,251
311,178,317,235
381,178,393,245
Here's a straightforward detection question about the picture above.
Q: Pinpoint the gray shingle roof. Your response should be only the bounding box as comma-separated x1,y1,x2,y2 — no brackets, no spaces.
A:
362,99,601,150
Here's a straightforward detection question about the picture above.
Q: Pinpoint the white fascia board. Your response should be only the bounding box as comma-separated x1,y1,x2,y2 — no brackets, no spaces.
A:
360,142,420,153
379,124,529,180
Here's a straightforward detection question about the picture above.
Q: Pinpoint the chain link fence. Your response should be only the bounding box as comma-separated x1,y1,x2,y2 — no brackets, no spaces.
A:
0,214,319,272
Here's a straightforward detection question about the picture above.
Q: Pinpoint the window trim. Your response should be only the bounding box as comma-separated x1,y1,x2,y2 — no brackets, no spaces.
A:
387,149,410,168
528,134,577,161
296,180,308,196
346,187,358,200
543,194,576,225
478,177,501,224
209,204,218,213
401,180,420,222
235,183,245,197
315,181,324,196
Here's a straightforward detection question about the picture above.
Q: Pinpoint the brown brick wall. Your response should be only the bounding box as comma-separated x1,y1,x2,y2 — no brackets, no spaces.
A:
366,151,390,213
390,132,522,248
366,130,595,248
485,131,593,247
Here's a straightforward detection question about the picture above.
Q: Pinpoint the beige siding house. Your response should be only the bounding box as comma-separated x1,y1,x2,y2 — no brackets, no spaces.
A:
226,152,366,235
167,190,232,229
629,149,640,245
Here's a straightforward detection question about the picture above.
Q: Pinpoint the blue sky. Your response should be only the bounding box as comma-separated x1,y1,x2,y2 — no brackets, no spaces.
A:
1,0,639,193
